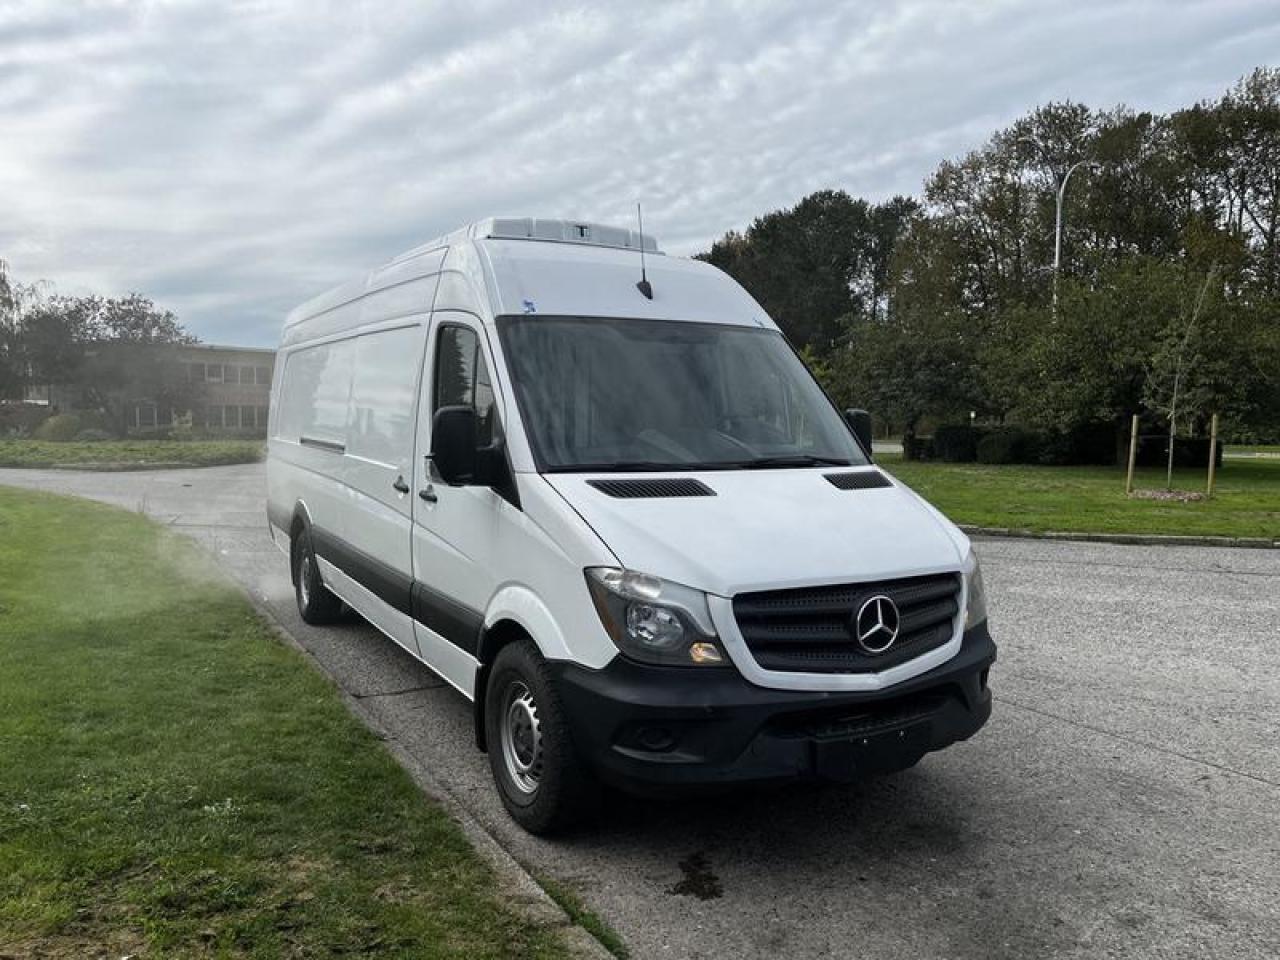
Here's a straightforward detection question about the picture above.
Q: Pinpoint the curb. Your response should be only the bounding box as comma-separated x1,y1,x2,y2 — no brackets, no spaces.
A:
238,590,616,960
959,525,1279,549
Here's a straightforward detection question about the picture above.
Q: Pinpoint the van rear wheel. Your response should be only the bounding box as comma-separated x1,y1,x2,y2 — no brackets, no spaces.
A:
485,639,596,834
293,529,343,625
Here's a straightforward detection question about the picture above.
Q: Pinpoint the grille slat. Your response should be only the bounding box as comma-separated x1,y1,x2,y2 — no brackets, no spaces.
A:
733,577,957,617
733,572,961,674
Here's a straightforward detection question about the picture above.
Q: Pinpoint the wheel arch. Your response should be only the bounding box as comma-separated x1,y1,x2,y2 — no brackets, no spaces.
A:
474,587,572,752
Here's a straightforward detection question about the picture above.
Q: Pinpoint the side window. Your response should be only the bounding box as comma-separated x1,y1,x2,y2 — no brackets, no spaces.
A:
433,324,499,447
276,340,355,446
348,326,422,466
434,325,475,410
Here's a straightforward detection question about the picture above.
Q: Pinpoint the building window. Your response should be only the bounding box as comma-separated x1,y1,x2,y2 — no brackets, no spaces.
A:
240,405,255,428
135,404,157,429
206,406,222,429
206,364,223,383
256,366,271,385
188,362,205,382
257,405,269,428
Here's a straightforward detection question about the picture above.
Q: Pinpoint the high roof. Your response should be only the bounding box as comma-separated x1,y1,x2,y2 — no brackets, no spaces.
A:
391,216,660,264
282,216,771,341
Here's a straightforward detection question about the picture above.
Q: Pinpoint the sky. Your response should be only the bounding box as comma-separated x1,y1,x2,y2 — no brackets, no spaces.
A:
1,1,1277,346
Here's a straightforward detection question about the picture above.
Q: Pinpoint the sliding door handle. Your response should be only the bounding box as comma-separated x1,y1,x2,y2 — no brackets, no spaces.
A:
392,475,410,494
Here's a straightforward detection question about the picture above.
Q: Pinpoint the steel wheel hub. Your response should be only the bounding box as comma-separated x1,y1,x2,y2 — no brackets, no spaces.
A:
299,552,312,606
500,680,543,795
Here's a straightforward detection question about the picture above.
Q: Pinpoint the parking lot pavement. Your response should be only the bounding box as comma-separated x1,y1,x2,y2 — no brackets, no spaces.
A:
4,464,1278,960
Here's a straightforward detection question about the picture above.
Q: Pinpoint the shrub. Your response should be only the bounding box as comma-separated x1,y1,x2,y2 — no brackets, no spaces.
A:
1135,436,1223,468
32,414,83,441
1027,422,1116,465
0,403,52,438
977,428,1038,464
932,425,982,462
74,428,116,442
902,434,935,461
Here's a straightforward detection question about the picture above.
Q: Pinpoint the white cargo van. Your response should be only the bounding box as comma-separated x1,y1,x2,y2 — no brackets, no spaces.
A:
267,217,994,833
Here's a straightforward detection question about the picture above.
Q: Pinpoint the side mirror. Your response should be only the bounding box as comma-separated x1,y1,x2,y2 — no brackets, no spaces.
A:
844,408,874,459
431,405,477,485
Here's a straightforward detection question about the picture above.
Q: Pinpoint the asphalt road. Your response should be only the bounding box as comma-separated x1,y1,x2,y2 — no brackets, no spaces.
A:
3,464,1278,960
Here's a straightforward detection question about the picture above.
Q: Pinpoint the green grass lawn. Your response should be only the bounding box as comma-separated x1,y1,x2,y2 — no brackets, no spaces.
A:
0,439,264,470
880,454,1280,540
0,487,569,959
1225,444,1280,456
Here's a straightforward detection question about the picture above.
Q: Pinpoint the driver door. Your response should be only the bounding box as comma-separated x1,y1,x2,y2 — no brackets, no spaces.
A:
410,312,505,697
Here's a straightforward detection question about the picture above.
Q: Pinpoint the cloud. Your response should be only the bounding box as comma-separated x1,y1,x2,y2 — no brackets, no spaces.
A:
1,0,1276,345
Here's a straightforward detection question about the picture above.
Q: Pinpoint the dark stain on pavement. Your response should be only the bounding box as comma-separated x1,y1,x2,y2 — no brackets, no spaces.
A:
667,851,723,900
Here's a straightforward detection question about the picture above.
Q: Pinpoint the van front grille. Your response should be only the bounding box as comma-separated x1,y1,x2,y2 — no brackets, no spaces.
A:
732,573,961,673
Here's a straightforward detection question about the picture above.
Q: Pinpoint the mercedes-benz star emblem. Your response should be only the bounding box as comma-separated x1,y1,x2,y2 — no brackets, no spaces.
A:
854,595,900,653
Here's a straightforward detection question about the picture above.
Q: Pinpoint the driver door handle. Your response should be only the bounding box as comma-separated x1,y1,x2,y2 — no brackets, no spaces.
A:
418,485,437,503
392,475,410,494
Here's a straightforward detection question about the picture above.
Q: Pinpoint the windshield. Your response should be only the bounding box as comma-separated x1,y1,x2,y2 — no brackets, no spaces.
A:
497,316,867,472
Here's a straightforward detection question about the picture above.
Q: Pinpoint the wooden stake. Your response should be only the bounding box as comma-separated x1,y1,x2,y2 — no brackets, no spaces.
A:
1125,414,1139,495
1207,413,1219,497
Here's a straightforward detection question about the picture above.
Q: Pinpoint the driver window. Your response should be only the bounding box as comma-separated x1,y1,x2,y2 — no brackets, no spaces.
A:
433,323,499,446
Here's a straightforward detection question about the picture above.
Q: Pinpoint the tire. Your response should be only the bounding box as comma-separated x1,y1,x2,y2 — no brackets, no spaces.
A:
292,528,344,625
485,639,597,834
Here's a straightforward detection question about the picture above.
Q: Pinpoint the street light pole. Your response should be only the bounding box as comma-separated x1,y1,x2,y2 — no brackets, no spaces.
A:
1014,138,1094,314
1052,159,1093,313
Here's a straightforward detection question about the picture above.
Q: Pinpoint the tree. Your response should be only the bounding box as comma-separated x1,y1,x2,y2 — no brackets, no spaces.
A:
0,259,18,399
700,190,907,351
0,269,200,417
91,293,196,344
18,300,91,403
1144,265,1218,487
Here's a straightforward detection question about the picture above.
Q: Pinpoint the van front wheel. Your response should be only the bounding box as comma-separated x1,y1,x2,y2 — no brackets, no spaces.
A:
292,530,343,625
485,639,596,834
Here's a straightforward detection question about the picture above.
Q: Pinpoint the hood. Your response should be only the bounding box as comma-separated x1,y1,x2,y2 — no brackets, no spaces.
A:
544,467,967,597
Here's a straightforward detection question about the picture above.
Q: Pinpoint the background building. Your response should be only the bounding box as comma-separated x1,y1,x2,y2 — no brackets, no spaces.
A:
25,342,275,436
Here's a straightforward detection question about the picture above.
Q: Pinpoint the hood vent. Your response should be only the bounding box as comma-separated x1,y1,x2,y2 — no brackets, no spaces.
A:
825,470,892,491
587,477,715,499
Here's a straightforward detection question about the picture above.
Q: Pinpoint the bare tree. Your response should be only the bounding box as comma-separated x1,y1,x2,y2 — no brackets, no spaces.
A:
1144,264,1218,489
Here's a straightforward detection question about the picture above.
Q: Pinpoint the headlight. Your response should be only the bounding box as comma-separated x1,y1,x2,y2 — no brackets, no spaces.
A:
585,567,726,667
964,553,988,629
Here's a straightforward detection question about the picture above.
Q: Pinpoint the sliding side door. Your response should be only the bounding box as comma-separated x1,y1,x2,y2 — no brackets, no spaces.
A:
323,322,429,657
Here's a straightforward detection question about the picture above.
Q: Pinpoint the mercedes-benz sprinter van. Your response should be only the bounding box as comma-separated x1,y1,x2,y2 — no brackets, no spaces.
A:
267,217,995,833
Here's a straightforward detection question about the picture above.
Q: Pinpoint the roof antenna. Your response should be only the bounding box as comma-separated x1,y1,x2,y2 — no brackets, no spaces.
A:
635,202,653,300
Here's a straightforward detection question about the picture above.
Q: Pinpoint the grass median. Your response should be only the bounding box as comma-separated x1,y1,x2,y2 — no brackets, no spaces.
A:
0,439,263,470
0,486,568,959
880,454,1279,540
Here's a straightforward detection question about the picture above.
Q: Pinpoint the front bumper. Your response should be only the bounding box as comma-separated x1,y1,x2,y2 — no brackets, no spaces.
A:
552,622,995,793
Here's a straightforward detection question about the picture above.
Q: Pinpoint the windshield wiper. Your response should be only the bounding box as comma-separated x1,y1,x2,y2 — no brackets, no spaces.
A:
548,455,856,473
548,461,703,473
727,455,855,469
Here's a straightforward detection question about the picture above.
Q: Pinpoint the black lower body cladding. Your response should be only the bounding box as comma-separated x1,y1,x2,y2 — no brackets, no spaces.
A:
551,623,995,793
